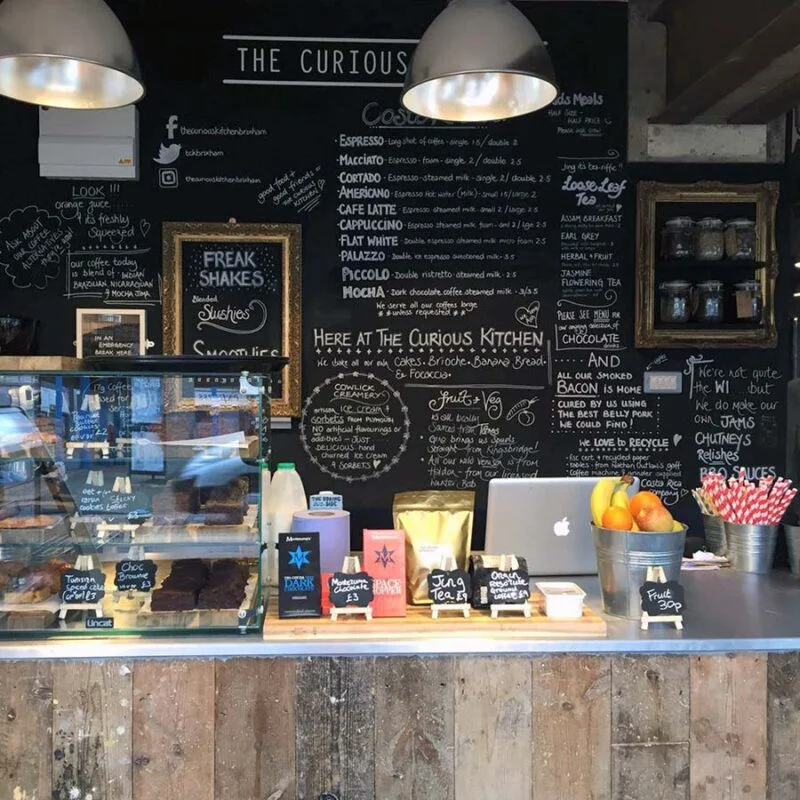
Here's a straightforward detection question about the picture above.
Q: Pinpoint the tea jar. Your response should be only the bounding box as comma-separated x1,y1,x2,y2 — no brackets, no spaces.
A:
724,218,756,260
659,280,692,324
694,218,724,261
733,280,763,323
694,280,724,324
662,217,694,260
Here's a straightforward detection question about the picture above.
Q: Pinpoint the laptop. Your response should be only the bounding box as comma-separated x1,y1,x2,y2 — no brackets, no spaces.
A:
484,476,640,576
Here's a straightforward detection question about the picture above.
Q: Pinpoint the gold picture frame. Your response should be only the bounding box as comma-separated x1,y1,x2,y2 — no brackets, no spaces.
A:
635,181,779,349
162,221,301,416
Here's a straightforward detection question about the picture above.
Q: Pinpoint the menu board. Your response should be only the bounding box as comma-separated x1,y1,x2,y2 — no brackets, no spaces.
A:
0,0,787,542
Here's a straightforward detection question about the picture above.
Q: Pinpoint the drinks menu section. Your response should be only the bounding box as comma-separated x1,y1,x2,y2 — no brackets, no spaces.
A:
0,1,786,537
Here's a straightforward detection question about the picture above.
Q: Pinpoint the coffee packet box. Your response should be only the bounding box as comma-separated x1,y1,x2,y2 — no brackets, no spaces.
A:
363,529,406,617
469,554,529,609
278,532,321,618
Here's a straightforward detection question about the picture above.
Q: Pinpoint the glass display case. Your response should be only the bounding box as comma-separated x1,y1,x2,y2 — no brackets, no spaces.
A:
0,359,279,636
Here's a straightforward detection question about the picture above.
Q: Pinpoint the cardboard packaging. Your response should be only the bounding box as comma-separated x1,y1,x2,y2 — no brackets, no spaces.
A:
363,529,406,617
278,532,321,618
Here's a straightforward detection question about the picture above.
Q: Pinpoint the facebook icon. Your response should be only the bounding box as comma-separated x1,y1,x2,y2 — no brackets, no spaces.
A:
166,115,179,140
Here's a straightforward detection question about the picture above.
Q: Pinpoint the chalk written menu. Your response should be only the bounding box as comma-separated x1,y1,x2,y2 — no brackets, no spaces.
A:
0,1,786,538
180,239,283,359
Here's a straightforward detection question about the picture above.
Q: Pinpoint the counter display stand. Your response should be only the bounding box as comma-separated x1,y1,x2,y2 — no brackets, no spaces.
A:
0,357,285,637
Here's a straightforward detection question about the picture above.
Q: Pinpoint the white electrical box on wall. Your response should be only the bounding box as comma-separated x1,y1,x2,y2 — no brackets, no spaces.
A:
38,105,139,180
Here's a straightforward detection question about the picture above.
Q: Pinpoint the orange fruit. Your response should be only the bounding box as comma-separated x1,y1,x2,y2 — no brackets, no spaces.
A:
602,506,634,531
629,490,662,519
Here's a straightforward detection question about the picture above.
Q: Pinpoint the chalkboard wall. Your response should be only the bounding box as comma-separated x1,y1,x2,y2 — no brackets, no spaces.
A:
0,0,790,546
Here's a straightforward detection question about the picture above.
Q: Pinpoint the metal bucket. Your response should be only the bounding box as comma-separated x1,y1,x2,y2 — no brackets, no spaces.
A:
783,525,800,577
702,514,727,556
724,523,778,574
592,524,687,619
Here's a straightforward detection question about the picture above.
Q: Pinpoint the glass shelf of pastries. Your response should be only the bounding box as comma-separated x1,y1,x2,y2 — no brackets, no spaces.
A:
0,361,277,636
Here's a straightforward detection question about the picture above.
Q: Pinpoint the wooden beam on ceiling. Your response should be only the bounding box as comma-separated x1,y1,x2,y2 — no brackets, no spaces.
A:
652,0,800,123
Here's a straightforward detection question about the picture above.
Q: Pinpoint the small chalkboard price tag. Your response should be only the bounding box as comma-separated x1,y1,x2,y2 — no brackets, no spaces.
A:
114,559,157,592
428,569,471,605
328,572,374,608
487,568,531,605
640,581,685,617
639,566,684,631
60,569,106,604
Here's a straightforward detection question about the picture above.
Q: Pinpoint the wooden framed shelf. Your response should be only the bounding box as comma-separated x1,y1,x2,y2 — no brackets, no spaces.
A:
635,181,779,349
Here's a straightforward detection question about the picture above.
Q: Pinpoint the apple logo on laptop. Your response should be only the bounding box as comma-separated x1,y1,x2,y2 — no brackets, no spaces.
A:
553,517,570,537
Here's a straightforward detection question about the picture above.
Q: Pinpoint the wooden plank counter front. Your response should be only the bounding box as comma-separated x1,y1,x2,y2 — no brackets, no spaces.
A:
0,653,795,800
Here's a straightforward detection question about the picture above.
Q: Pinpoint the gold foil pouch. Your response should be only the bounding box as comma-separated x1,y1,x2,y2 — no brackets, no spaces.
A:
393,490,475,605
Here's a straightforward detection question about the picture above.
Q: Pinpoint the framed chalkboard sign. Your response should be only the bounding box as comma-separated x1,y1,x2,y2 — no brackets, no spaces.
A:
75,308,147,358
162,221,301,417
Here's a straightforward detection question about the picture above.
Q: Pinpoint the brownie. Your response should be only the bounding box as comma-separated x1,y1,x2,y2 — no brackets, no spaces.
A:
197,581,246,609
150,588,197,612
201,502,244,525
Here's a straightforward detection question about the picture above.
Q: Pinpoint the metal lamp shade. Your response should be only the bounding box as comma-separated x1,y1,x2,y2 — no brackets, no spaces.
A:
402,0,558,123
0,0,144,109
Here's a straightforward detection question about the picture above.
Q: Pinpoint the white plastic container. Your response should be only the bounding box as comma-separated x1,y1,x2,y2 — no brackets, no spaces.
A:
265,462,307,584
535,582,586,620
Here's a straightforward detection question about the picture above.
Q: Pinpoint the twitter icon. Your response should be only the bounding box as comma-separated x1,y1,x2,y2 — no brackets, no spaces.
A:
154,143,181,165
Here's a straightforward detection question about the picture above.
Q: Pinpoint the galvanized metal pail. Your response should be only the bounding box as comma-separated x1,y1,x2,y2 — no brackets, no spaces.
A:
784,525,800,577
592,524,687,619
702,514,726,556
723,523,778,574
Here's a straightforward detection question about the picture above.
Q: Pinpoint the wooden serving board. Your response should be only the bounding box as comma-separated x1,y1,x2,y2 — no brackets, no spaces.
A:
263,592,607,640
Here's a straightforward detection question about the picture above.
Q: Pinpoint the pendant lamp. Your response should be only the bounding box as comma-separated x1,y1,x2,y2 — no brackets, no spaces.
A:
0,0,144,109
402,0,558,123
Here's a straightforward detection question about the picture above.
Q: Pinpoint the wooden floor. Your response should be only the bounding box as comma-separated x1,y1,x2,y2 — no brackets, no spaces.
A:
0,653,796,799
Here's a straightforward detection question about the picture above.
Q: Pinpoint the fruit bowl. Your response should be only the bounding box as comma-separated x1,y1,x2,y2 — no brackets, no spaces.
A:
591,522,687,619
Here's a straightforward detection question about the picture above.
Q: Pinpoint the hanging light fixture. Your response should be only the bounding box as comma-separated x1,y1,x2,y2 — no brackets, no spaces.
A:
402,0,558,123
0,0,144,109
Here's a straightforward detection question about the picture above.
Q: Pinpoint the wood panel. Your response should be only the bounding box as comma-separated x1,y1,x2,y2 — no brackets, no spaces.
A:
767,652,800,799
52,661,133,800
612,655,690,800
532,655,611,800
690,654,767,800
263,595,606,640
455,657,532,800
295,657,376,800
374,656,455,800
0,660,53,800
132,660,215,800
215,658,297,800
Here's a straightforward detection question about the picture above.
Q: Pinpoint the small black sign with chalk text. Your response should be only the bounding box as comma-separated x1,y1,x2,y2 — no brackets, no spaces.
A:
85,616,114,629
60,569,106,604
329,572,374,608
114,559,157,592
640,580,685,617
428,569,471,605
487,568,531,605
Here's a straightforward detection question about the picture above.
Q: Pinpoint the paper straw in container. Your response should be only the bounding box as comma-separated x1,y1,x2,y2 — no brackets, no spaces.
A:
699,470,796,525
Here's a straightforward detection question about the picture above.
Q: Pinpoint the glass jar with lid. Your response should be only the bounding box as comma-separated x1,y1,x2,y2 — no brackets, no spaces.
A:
724,218,757,260
693,280,725,324
659,280,692,324
661,217,694,260
733,280,763,323
695,218,725,261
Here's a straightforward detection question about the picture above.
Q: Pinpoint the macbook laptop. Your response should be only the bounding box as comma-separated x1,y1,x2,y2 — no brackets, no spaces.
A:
484,476,640,576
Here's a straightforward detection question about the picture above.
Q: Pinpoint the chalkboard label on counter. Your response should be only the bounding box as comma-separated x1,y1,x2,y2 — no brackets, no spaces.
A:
60,569,106,605
640,580,685,617
278,532,321,618
487,569,531,605
328,572,374,608
85,617,114,629
114,559,157,592
78,486,140,518
428,569,471,605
